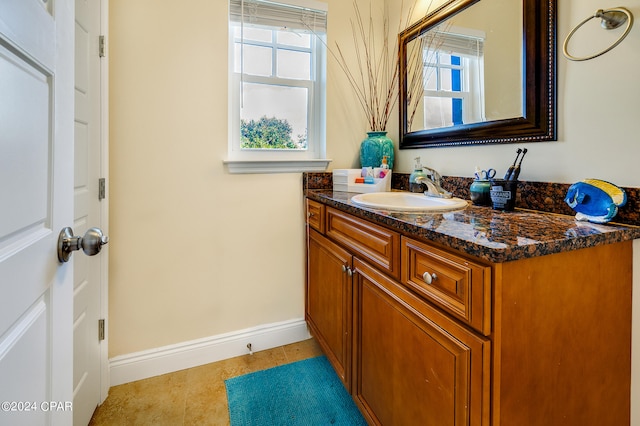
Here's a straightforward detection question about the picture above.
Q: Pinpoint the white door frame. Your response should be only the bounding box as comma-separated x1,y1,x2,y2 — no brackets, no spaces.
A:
99,0,110,403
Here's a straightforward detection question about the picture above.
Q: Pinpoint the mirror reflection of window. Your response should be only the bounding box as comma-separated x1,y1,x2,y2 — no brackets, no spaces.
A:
399,0,553,149
422,28,485,130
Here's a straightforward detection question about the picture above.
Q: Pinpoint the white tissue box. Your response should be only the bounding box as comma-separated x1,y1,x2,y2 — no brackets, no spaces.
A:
333,169,392,193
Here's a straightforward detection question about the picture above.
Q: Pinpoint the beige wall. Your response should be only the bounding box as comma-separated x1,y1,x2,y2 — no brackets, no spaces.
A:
110,0,639,415
108,0,372,357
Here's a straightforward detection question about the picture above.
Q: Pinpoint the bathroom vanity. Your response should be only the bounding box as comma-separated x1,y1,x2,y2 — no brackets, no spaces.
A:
305,189,640,426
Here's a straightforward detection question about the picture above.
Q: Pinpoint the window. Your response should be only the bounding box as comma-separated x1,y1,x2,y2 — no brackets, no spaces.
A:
422,28,485,130
226,0,330,173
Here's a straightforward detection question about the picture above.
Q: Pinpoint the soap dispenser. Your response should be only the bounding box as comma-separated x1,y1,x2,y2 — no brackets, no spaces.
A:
409,157,428,193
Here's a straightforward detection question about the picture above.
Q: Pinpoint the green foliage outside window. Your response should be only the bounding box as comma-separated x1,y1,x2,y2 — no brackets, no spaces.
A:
241,116,306,149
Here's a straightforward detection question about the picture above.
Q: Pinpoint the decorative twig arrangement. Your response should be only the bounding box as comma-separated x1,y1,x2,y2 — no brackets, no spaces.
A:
333,2,399,131
324,0,437,132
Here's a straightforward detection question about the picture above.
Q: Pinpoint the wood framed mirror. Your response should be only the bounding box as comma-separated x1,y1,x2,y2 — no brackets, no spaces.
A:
399,0,556,148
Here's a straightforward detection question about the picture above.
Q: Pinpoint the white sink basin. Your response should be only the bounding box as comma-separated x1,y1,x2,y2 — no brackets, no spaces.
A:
351,192,468,212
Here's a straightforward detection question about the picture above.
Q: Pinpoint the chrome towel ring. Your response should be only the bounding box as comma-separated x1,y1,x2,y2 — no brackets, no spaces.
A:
563,7,634,61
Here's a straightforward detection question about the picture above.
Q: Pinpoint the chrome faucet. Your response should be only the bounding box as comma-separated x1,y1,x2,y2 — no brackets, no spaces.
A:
414,167,453,198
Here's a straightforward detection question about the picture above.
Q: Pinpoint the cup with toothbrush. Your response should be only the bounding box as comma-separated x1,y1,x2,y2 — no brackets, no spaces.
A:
490,148,527,211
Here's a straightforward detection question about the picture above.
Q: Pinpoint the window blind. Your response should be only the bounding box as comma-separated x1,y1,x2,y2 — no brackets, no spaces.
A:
230,0,327,33
434,31,484,57
426,31,484,58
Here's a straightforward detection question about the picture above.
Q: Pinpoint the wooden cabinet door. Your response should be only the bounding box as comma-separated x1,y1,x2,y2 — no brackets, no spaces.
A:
353,259,490,426
307,228,353,390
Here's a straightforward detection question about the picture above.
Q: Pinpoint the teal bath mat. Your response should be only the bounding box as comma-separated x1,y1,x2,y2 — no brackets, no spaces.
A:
225,356,366,425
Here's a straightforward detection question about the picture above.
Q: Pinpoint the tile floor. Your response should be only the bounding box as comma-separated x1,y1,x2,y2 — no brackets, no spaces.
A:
89,338,323,425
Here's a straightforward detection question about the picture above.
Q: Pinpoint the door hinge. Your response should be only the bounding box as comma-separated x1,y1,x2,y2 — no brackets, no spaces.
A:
98,319,105,341
99,35,106,57
98,178,106,201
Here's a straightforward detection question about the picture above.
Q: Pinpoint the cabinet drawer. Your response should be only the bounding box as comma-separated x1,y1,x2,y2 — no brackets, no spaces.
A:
306,199,325,233
326,207,400,280
402,237,491,335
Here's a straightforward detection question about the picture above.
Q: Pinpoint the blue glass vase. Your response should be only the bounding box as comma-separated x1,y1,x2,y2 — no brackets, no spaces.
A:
360,131,394,169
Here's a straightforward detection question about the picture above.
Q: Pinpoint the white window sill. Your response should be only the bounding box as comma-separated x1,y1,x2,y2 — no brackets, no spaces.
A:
223,158,332,174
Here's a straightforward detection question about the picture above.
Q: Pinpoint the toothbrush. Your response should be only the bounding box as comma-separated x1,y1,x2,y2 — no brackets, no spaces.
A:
509,148,528,181
503,148,522,180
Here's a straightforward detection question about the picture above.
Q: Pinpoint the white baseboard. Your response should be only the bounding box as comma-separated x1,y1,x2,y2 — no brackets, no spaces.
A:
109,318,311,386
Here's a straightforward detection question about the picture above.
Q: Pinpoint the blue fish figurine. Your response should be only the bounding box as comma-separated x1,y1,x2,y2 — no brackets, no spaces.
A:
564,179,627,223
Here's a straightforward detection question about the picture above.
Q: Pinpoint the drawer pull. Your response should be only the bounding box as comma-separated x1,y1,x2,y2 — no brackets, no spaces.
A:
422,272,438,285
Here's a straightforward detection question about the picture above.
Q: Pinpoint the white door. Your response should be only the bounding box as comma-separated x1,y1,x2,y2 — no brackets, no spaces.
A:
0,1,75,426
73,0,108,424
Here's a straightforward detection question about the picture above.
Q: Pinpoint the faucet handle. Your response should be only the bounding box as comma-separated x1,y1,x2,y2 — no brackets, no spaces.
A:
423,167,442,184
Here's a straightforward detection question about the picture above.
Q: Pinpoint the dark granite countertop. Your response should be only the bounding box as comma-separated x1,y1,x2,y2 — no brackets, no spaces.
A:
306,189,640,263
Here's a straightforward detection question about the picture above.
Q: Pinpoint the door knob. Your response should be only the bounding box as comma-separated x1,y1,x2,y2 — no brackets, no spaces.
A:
57,227,108,263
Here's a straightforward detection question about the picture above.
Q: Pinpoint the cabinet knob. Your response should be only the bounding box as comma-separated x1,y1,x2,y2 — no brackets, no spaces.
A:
422,272,437,285
342,264,353,276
